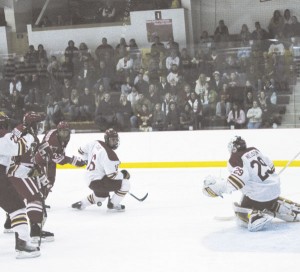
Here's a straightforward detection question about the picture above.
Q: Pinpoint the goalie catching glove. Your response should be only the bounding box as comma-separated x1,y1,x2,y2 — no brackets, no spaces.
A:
121,169,130,179
202,175,227,198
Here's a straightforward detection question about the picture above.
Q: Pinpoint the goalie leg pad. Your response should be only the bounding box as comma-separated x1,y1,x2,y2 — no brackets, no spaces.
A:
232,202,251,228
272,197,300,222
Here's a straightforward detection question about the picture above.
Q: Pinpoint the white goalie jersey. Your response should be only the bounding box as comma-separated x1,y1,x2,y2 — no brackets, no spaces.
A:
226,147,280,202
78,140,124,185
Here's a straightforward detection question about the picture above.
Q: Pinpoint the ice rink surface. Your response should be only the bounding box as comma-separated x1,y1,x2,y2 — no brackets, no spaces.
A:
1,167,300,272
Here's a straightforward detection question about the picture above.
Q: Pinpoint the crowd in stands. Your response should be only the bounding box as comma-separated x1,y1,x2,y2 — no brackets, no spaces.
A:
0,8,297,132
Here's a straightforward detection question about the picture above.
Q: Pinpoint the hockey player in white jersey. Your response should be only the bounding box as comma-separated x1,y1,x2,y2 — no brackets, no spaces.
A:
202,136,300,231
0,113,40,258
72,128,130,211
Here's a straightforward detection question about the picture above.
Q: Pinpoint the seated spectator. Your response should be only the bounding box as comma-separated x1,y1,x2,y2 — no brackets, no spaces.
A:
157,75,171,98
101,0,116,22
180,48,193,82
227,102,246,129
24,45,38,65
128,38,140,59
165,35,180,56
38,15,52,27
121,76,133,96
215,94,231,119
244,89,254,112
115,93,133,131
94,92,116,131
115,38,128,61
44,94,64,130
246,100,262,129
179,102,195,130
131,92,152,129
164,101,180,131
167,64,180,87
147,83,161,106
166,49,180,72
200,81,218,117
134,72,149,95
289,16,300,38
152,102,165,131
137,103,153,132
187,91,202,129
77,60,97,90
194,73,207,96
191,48,208,76
79,87,95,121
69,88,80,121
116,53,133,85
127,85,140,111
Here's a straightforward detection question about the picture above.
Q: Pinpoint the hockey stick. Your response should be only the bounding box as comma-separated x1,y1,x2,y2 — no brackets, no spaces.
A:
278,151,300,175
129,192,148,202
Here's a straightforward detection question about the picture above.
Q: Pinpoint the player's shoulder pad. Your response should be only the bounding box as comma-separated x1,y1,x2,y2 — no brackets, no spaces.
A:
98,140,119,161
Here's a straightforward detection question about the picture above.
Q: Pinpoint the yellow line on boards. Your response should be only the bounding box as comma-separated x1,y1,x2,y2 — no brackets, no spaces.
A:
56,160,300,169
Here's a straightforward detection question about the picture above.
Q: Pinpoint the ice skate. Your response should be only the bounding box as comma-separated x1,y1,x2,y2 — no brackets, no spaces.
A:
3,213,14,233
107,200,125,212
15,233,40,259
30,223,54,243
248,210,273,232
71,201,85,210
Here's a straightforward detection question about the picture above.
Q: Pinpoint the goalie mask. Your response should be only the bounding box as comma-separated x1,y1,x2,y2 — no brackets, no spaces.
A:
104,128,119,150
57,121,71,146
228,136,247,154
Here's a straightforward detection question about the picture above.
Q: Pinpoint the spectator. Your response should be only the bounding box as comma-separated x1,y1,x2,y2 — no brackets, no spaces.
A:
239,24,251,46
289,16,300,37
179,102,195,130
115,38,128,61
77,60,97,90
268,10,284,38
127,85,140,111
187,91,202,129
38,15,52,27
94,92,116,131
64,40,79,62
121,76,133,96
115,93,133,131
69,88,80,121
151,36,165,60
214,20,229,43
137,103,153,132
79,87,95,121
180,48,193,82
165,35,180,56
152,102,165,131
134,72,149,96
157,75,171,98
165,49,180,72
166,63,180,87
164,101,180,130
95,37,114,61
227,102,246,129
101,0,116,22
131,93,152,129
37,44,48,62
116,53,133,85
147,83,161,107
246,100,262,129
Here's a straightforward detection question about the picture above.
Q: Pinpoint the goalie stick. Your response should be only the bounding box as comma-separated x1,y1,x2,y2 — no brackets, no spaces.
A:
129,192,148,202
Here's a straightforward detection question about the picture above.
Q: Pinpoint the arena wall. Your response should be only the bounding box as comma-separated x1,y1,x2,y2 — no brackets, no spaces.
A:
61,128,300,169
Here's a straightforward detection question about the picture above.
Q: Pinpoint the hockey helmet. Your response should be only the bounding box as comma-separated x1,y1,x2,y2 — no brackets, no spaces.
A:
23,111,45,134
0,112,9,129
228,136,247,154
57,121,71,145
104,128,119,150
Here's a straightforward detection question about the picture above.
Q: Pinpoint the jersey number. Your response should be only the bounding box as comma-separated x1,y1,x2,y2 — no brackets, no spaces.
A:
87,154,96,171
250,156,274,181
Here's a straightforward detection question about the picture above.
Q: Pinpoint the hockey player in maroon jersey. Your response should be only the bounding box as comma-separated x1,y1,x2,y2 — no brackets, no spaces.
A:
71,128,131,212
0,112,40,258
202,136,300,231
34,121,87,194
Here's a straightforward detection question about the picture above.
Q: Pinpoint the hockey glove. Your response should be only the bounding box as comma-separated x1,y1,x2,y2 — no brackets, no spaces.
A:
121,169,130,179
202,175,226,198
28,164,43,178
70,156,87,167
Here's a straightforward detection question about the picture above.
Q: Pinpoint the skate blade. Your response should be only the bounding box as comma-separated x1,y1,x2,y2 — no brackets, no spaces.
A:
31,236,55,243
3,228,14,234
106,208,125,213
16,251,41,259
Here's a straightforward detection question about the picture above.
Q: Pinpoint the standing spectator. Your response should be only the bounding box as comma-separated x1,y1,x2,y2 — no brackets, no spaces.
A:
214,20,229,43
151,36,165,60
64,40,79,62
268,10,284,38
246,100,262,129
239,24,251,46
95,37,114,61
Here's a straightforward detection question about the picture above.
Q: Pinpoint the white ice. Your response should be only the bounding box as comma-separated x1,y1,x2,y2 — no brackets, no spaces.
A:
1,167,300,272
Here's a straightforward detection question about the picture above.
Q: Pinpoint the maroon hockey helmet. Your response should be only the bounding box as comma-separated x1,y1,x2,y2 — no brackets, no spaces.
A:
0,112,9,129
57,121,71,145
23,111,44,135
228,136,247,154
104,128,119,150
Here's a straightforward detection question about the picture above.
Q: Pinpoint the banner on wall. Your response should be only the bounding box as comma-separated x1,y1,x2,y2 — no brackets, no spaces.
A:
146,19,173,42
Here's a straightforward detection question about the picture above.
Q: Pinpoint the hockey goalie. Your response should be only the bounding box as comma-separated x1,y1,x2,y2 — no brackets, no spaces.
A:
202,136,300,232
